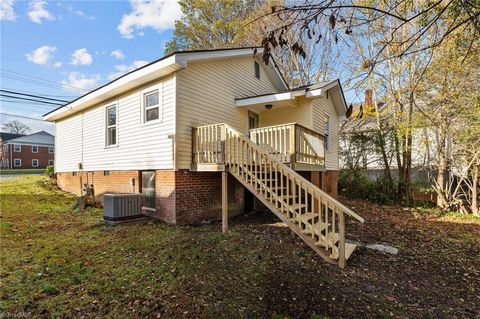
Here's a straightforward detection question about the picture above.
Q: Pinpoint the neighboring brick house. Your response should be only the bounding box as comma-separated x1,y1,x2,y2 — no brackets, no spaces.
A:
43,48,349,225
1,131,54,169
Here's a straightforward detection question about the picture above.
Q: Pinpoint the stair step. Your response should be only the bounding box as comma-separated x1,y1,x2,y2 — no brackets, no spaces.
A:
302,221,329,236
329,243,358,260
285,203,306,213
315,232,340,247
345,243,357,260
290,212,317,224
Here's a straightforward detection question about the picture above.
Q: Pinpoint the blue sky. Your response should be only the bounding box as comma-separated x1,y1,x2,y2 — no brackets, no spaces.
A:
1,0,362,135
1,0,181,133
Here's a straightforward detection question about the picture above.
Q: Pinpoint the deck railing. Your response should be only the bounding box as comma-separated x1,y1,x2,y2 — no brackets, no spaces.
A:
249,123,325,168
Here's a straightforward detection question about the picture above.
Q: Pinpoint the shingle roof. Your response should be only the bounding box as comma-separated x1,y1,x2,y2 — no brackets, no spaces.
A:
0,132,25,142
6,131,54,145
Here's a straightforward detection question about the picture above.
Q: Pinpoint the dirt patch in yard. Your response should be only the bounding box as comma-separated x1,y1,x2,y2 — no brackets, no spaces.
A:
1,176,479,318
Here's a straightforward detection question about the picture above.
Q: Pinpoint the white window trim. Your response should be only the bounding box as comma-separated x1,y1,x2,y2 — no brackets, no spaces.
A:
14,158,21,167
32,145,38,153
105,102,118,148
141,83,163,126
13,144,21,152
48,160,54,166
48,147,54,154
32,159,39,167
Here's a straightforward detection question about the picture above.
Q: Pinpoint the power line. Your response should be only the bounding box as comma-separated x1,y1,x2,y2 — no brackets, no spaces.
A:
0,87,78,99
0,94,63,106
0,100,54,111
0,89,70,103
1,68,90,93
0,112,48,122
1,73,85,94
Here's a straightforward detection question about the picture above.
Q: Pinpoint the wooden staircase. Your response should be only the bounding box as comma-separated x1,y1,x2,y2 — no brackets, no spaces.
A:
192,123,364,268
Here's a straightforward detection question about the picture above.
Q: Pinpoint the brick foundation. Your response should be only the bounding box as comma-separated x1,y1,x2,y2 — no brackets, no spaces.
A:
172,170,244,225
56,170,141,201
56,169,244,225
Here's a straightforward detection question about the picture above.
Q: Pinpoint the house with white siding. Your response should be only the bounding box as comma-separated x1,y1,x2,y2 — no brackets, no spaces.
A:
44,48,364,268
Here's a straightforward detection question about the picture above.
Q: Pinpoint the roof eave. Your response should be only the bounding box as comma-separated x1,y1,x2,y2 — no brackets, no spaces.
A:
44,47,269,122
44,55,185,122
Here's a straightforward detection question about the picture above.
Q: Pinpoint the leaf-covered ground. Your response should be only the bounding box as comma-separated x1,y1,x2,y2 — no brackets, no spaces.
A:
1,176,479,318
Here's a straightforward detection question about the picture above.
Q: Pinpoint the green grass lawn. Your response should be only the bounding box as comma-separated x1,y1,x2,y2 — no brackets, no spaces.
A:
0,176,268,318
1,176,479,318
0,169,45,175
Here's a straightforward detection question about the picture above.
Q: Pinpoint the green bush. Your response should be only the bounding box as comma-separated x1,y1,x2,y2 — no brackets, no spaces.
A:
45,165,54,179
339,170,397,204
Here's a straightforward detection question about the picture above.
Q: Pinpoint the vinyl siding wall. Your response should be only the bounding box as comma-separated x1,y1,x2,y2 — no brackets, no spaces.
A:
55,75,175,172
312,97,339,170
175,57,278,169
258,98,313,128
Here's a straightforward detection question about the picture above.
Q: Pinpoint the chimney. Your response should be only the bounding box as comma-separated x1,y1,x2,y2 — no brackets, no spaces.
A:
365,89,373,108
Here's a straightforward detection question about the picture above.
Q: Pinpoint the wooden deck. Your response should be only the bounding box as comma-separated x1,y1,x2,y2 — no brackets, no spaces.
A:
191,123,326,172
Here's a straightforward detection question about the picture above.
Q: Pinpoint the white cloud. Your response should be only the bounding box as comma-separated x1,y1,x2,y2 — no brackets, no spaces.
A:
25,45,56,65
63,3,95,20
108,60,148,80
118,0,181,39
70,48,93,66
110,49,125,60
61,72,100,91
0,0,16,21
53,61,62,68
27,0,55,24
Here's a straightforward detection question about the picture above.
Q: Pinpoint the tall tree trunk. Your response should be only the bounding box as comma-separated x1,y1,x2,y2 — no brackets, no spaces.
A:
472,163,479,217
436,117,449,208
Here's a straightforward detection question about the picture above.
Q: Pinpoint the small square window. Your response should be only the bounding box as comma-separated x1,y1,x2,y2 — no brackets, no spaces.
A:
104,170,110,176
48,147,54,154
48,160,54,166
14,158,21,167
32,159,39,167
32,145,38,153
13,144,21,152
144,90,160,122
254,62,260,79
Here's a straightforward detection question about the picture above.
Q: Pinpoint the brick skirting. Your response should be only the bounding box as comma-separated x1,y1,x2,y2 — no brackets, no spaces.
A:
56,169,244,225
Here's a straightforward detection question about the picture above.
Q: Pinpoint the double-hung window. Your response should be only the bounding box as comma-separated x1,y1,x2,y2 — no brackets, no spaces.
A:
32,159,39,167
32,145,38,153
48,147,54,154
13,144,21,152
48,160,54,166
14,159,21,167
106,104,117,147
144,90,160,123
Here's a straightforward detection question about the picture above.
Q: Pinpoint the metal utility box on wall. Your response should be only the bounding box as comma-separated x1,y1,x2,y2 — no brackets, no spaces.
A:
103,193,144,224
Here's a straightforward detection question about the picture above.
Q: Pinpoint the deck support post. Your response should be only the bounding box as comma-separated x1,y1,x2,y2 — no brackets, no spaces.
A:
222,170,228,234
